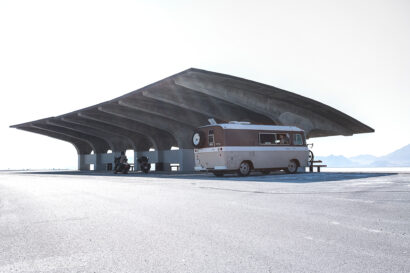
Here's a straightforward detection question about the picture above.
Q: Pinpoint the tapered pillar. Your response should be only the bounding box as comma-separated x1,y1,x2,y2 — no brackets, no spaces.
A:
178,149,195,172
156,150,171,171
78,154,88,171
134,151,139,171
94,153,105,171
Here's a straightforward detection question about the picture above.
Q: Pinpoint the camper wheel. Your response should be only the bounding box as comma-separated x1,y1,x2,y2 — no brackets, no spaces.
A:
238,161,251,177
285,159,299,174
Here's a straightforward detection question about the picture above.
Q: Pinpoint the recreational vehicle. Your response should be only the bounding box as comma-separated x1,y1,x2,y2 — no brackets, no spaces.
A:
193,122,309,176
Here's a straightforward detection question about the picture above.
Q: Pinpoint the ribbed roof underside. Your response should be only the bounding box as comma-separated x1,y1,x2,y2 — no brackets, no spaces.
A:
11,68,374,154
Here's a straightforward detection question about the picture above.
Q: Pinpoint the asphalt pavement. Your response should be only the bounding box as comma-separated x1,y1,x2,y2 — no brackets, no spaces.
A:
0,171,409,273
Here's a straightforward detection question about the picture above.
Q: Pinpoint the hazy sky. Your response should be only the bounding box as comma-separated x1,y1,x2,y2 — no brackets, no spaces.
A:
0,0,409,169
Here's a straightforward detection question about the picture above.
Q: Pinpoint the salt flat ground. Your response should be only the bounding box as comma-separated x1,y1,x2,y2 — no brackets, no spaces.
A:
0,171,409,273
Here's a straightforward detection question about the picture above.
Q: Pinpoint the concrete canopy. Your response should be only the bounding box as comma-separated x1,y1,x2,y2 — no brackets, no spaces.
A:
11,68,374,155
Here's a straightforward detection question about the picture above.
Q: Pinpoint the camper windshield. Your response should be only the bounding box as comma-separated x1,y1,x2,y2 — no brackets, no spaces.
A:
293,133,304,145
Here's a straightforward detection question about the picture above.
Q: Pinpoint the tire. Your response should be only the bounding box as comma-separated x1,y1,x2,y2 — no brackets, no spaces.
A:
141,163,150,173
237,161,251,177
308,150,314,163
192,130,205,148
285,160,299,174
213,171,224,177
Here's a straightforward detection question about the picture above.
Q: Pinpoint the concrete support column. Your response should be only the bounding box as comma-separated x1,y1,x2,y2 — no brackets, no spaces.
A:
111,151,121,171
178,149,195,172
133,151,140,171
78,154,88,171
156,150,171,171
98,153,116,171
95,153,104,171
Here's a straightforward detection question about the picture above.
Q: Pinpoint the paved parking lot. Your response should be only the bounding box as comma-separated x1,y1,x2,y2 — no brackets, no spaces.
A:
1,171,409,273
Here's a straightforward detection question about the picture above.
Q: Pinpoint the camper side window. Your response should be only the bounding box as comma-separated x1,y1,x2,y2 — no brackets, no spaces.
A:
293,134,303,145
277,133,290,145
259,133,276,145
208,130,214,146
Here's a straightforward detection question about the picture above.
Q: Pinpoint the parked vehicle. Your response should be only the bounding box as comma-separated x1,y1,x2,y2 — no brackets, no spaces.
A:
193,121,310,176
113,156,131,174
137,156,151,173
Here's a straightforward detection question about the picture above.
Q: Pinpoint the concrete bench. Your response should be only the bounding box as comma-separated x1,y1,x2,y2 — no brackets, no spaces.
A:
309,164,327,172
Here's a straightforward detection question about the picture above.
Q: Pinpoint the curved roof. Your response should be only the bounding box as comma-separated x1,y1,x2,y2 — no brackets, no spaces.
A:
11,68,374,154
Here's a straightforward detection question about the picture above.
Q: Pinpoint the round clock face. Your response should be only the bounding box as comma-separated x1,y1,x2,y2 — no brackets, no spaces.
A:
192,133,201,146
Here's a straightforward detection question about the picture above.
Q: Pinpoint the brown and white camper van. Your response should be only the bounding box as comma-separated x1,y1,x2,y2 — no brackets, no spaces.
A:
193,122,309,176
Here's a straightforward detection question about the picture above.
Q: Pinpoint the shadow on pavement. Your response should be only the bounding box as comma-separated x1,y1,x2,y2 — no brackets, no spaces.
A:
10,170,399,183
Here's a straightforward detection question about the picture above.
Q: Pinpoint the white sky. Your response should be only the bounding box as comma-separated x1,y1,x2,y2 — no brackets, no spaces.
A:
0,0,409,169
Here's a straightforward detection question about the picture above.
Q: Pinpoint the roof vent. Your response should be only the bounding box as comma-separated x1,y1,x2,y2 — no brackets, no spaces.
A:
229,121,251,125
208,118,217,125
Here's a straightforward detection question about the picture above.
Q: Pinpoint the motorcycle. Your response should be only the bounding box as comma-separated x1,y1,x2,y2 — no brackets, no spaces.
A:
113,156,131,174
137,156,151,173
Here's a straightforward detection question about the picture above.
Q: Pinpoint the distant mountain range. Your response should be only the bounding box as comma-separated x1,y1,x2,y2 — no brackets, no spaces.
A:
316,144,410,167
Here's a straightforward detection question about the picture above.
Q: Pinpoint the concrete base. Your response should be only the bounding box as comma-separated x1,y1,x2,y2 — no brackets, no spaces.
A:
78,152,118,171
78,149,195,172
155,162,171,171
